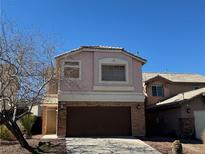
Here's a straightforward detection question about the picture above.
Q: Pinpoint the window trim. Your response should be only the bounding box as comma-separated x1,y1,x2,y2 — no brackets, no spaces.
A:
62,60,81,80
152,85,164,97
99,58,129,84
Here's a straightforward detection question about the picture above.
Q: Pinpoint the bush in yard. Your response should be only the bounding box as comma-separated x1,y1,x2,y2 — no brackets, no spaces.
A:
20,114,36,139
202,129,205,144
0,124,15,141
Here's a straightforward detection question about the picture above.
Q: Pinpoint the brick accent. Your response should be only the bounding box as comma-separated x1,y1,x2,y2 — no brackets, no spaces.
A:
57,103,67,136
57,102,145,137
42,106,47,135
131,104,146,136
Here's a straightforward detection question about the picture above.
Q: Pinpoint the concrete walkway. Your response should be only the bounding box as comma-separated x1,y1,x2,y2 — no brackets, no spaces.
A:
41,134,58,139
66,138,161,154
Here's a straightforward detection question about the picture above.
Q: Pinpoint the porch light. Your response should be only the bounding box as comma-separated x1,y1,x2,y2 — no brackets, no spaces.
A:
186,104,191,114
136,104,141,109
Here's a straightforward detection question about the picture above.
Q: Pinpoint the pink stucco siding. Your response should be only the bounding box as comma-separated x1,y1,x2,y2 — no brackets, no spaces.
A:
58,49,144,93
133,60,144,93
94,52,133,86
60,51,94,91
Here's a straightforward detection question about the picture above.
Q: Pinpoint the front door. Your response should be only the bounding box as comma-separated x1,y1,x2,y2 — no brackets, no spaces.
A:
46,108,57,134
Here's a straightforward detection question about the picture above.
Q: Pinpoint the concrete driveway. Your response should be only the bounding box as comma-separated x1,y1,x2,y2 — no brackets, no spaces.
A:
66,138,161,154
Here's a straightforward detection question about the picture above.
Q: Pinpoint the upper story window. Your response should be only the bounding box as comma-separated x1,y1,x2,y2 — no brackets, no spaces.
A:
99,58,129,83
63,60,81,79
102,65,126,81
152,85,164,97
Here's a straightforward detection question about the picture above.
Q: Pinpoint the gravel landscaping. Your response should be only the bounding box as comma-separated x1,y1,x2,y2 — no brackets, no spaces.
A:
0,136,66,154
141,137,205,154
1,136,205,154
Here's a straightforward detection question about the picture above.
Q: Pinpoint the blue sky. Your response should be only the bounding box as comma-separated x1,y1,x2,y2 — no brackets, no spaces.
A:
1,0,205,75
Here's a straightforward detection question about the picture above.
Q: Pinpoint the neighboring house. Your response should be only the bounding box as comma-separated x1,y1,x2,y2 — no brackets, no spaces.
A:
42,46,147,137
143,72,205,139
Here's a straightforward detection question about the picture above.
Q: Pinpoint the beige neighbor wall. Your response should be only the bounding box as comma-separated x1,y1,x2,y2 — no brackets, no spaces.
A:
180,95,205,137
147,95,205,137
169,83,205,97
146,78,171,107
57,102,145,137
146,78,205,107
180,95,205,119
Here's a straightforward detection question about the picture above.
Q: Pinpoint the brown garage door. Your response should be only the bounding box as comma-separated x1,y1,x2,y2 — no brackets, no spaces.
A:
66,107,131,136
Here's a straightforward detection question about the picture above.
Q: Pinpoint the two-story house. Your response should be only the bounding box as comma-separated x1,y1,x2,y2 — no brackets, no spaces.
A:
143,72,205,139
42,46,147,137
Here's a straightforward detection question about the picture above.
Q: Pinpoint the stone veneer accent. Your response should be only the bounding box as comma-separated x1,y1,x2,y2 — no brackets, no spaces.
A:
57,101,145,137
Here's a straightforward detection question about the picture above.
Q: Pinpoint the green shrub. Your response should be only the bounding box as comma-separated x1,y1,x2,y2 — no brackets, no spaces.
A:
202,129,205,144
20,114,36,138
0,124,15,141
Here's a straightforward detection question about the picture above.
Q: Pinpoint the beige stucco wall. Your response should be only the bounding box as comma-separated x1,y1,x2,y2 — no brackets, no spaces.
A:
180,95,205,118
169,83,205,97
145,78,171,107
145,77,205,107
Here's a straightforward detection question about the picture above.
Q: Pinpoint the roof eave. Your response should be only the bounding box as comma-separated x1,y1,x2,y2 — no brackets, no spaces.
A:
145,75,173,84
54,48,81,59
122,49,147,64
152,101,183,110
54,46,147,64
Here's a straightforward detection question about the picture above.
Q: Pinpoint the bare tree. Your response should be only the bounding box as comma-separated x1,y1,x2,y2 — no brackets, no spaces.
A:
0,21,55,153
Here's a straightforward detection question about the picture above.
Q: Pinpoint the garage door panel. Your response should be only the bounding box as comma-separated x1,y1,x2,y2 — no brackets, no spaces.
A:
66,107,131,136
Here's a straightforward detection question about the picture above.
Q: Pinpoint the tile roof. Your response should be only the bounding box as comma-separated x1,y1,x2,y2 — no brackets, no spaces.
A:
55,46,147,64
81,45,123,50
55,46,124,58
156,87,205,106
143,72,205,83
